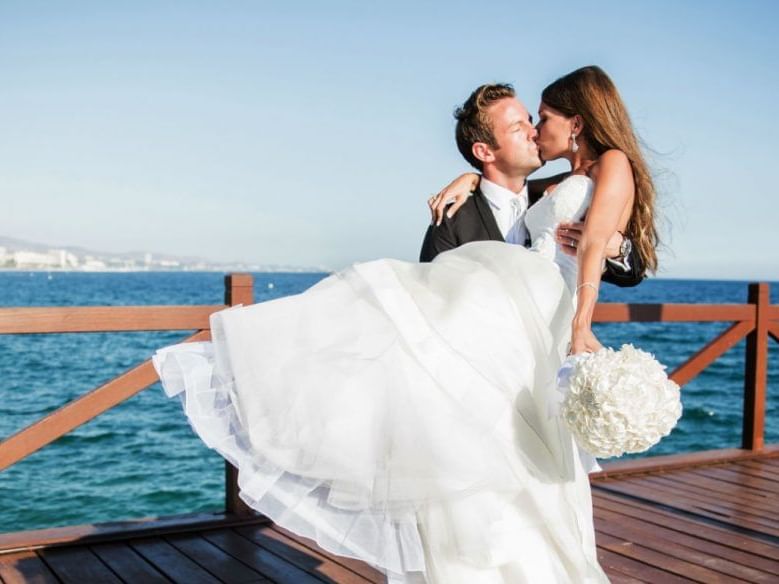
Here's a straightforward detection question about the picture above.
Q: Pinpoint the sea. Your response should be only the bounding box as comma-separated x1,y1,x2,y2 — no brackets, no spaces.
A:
1,271,777,534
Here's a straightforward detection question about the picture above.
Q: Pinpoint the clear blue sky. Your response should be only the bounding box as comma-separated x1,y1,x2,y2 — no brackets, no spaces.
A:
1,1,777,279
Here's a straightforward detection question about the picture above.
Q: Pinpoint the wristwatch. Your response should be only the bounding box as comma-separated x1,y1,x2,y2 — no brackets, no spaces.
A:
618,233,632,260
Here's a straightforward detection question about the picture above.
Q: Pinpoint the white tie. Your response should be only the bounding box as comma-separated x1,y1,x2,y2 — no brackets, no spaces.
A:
506,196,527,245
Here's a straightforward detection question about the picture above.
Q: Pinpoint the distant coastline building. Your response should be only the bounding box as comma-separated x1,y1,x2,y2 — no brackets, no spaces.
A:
10,249,79,269
82,256,107,271
158,259,180,268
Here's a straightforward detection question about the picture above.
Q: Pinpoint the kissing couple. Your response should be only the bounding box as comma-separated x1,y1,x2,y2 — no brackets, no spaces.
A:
155,66,658,583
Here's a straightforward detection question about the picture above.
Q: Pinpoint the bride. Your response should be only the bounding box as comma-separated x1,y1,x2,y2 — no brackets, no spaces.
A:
154,65,658,583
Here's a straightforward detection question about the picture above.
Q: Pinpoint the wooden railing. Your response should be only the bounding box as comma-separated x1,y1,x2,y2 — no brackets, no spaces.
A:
0,276,777,527
0,273,254,517
593,282,777,453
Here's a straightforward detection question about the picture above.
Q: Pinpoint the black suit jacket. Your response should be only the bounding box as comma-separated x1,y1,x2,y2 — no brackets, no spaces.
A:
419,189,503,260
419,185,644,287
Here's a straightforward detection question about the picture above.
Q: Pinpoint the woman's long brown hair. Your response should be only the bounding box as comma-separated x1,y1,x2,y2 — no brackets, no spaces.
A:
542,66,658,273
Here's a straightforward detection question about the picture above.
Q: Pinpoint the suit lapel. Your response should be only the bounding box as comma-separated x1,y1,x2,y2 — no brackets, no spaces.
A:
473,189,505,242
528,182,543,207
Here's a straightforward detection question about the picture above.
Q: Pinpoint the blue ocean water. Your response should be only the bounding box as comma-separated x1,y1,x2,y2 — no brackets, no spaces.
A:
0,272,777,534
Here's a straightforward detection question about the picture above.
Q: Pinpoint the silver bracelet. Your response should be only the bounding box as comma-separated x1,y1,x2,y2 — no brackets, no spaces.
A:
576,282,599,294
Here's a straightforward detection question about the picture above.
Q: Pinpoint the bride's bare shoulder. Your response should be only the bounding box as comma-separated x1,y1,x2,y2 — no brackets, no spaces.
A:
590,149,630,182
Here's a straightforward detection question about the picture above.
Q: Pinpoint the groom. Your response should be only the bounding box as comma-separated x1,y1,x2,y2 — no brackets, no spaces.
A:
419,83,643,287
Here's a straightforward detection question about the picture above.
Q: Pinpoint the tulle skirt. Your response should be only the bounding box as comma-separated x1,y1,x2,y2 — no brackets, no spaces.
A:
153,241,608,583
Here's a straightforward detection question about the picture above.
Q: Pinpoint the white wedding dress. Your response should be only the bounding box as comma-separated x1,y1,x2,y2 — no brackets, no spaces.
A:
153,174,609,583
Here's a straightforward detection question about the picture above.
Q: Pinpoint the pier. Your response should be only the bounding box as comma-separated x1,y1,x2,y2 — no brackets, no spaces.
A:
0,275,777,583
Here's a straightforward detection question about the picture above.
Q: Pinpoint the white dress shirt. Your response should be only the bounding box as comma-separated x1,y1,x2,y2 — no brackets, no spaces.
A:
480,178,529,246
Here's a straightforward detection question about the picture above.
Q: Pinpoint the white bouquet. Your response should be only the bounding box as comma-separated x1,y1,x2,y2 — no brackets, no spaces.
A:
556,344,683,458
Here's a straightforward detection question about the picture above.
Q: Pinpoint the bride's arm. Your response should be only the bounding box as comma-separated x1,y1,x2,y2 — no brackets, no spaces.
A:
571,150,635,354
428,173,480,225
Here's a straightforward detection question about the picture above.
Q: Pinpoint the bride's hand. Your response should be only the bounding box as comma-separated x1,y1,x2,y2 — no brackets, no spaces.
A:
570,326,603,355
428,173,480,226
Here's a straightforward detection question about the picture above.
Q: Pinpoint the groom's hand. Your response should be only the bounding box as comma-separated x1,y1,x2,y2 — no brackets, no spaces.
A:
556,222,623,259
556,222,583,257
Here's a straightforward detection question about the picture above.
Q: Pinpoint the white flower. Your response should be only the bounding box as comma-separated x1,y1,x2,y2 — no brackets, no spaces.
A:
558,344,683,458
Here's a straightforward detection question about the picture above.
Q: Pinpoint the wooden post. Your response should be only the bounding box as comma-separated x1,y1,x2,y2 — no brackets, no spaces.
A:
742,282,769,451
224,273,254,515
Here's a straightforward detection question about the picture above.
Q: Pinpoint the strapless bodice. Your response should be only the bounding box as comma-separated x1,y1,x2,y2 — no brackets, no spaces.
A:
525,174,593,290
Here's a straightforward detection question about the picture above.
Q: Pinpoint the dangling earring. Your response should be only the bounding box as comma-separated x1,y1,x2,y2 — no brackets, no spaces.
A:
571,133,579,153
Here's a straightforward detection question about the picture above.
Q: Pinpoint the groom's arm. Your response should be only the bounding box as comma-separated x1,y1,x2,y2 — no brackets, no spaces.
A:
420,212,458,262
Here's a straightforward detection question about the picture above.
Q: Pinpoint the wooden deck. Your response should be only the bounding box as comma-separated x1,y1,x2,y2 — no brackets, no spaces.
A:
1,456,777,583
591,456,779,583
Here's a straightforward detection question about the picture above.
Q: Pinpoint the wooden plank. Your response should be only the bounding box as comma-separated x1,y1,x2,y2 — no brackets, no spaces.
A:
38,545,122,583
593,489,779,562
0,305,225,333
165,532,266,583
236,524,377,584
90,541,172,583
0,299,760,332
595,507,777,582
597,531,745,583
266,524,384,583
597,504,779,576
591,446,779,479
660,464,779,499
597,547,671,583
596,477,779,536
0,511,267,553
201,528,323,584
740,459,779,472
737,460,779,479
670,320,754,386
600,570,646,584
593,303,754,323
594,481,779,538
0,330,210,473
636,478,778,525
596,533,696,583
598,565,645,584
638,474,778,516
129,537,222,584
0,299,756,334
0,550,59,584
744,282,769,450
692,466,779,495
617,480,779,533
